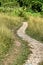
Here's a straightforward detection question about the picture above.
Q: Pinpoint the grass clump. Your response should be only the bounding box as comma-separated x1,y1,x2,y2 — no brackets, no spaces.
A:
26,16,43,42
0,14,21,61
0,16,14,61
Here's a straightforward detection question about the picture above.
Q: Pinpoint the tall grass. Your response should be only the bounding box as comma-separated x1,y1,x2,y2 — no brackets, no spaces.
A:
0,14,22,60
0,15,15,61
26,16,43,42
0,14,31,65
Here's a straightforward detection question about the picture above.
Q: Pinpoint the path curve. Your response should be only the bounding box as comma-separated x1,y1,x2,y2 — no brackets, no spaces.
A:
17,22,43,65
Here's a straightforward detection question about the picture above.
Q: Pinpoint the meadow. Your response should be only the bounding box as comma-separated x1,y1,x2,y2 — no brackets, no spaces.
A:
0,14,31,65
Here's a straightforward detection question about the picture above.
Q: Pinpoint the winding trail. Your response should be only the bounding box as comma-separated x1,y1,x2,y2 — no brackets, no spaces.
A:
17,22,43,65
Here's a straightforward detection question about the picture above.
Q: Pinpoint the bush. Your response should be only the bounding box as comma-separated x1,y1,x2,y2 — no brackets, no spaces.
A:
0,2,1,6
0,7,13,13
3,2,19,8
31,1,42,12
18,8,28,20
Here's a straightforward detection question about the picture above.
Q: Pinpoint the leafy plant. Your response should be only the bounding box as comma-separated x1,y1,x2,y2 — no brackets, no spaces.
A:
31,1,42,12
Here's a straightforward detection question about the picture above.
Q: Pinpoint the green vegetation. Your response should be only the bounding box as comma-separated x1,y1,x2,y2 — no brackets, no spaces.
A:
26,15,43,42
12,40,31,65
0,0,43,14
0,0,43,65
31,1,42,12
0,14,31,65
0,14,21,61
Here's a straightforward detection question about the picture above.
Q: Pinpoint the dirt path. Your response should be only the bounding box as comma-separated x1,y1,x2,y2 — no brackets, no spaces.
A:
17,22,43,65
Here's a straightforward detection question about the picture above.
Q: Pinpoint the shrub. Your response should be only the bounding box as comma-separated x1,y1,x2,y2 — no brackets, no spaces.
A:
0,2,1,6
3,2,19,8
0,7,13,13
18,8,28,20
31,1,42,12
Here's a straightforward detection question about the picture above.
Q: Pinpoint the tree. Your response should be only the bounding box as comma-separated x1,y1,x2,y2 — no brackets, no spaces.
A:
31,1,42,12
0,2,1,6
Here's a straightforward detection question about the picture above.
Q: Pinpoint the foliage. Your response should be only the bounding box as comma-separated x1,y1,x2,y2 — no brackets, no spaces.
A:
0,7,13,13
0,2,1,6
0,0,43,14
31,1,42,12
3,2,19,7
0,0,43,7
17,0,43,7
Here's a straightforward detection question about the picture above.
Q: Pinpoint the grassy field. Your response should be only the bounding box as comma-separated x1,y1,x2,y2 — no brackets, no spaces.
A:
0,14,31,65
26,15,43,43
